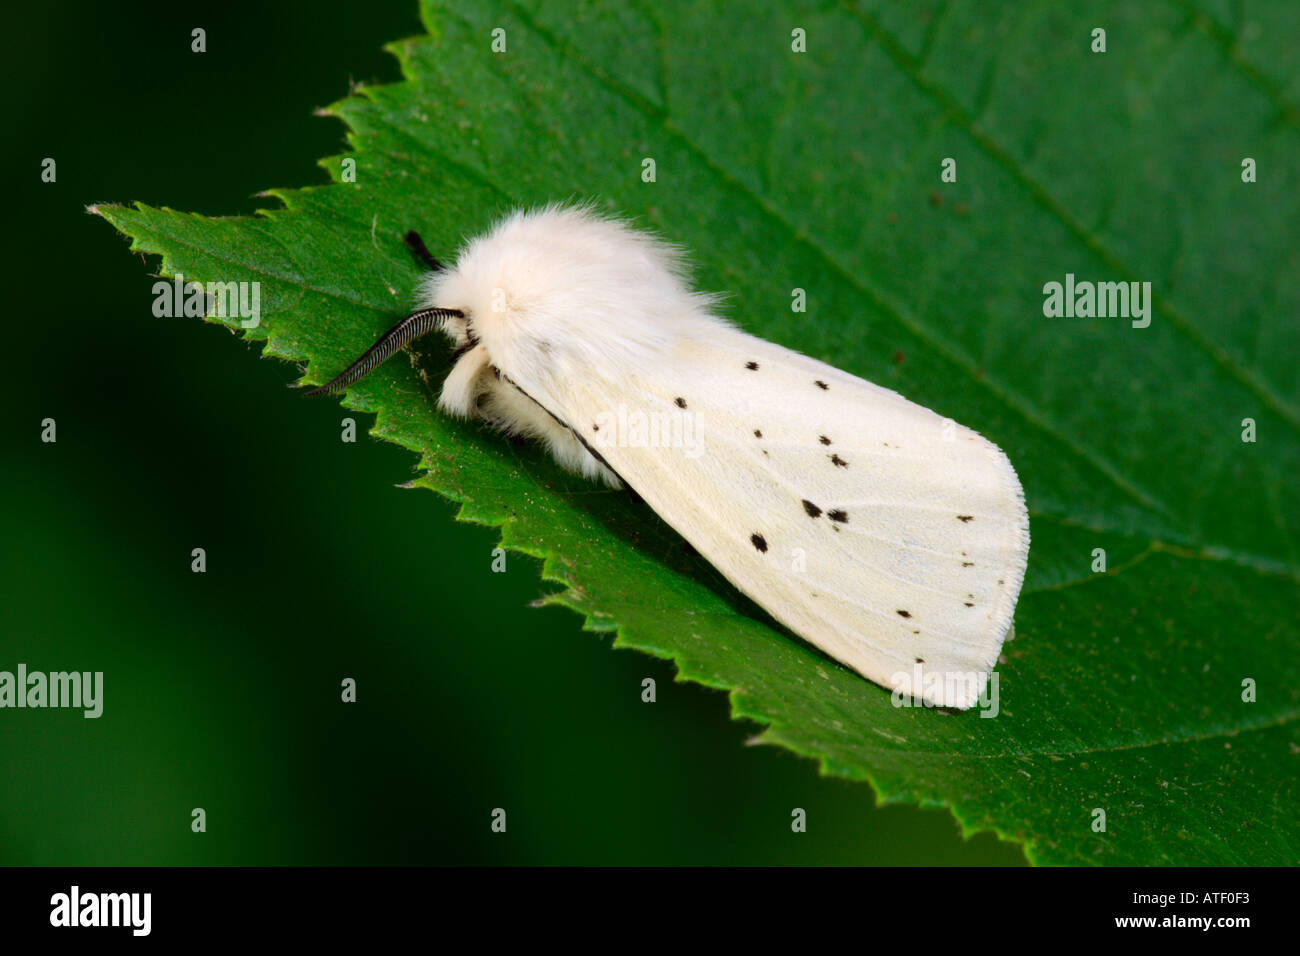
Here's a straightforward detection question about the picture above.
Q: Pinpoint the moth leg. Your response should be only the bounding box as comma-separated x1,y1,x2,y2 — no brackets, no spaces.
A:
439,343,492,415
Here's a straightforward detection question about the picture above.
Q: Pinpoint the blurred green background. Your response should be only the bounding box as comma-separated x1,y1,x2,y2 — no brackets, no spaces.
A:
0,0,1024,864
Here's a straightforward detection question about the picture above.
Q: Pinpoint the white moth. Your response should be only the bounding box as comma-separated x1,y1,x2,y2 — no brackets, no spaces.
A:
311,204,1029,709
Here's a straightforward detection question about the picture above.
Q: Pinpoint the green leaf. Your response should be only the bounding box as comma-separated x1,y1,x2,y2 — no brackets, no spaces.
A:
95,0,1299,864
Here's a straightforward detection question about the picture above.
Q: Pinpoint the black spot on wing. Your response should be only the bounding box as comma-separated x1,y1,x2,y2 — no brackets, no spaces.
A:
829,454,848,468
957,515,974,522
675,397,687,408
815,380,829,390
802,500,822,518
745,361,759,370
896,609,911,618
827,509,848,523
915,657,925,663
962,561,974,567
819,435,832,445
750,533,768,553
753,429,762,438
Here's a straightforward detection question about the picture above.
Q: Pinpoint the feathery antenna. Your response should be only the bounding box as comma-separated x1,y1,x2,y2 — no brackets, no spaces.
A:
305,308,464,396
404,231,444,272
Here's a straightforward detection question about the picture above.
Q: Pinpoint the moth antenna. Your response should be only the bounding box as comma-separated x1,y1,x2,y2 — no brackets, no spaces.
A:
404,231,445,272
305,307,464,396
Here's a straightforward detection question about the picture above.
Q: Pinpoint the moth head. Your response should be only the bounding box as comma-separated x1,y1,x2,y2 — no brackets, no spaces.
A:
308,204,723,399
417,203,719,380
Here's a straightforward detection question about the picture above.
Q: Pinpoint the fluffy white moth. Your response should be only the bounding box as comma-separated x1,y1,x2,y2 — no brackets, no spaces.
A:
310,204,1029,709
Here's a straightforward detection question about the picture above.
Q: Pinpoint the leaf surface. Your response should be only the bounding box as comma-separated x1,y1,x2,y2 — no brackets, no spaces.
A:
98,0,1300,864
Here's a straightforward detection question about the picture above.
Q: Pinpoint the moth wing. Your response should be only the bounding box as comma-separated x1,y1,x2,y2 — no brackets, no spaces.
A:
547,328,1029,709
